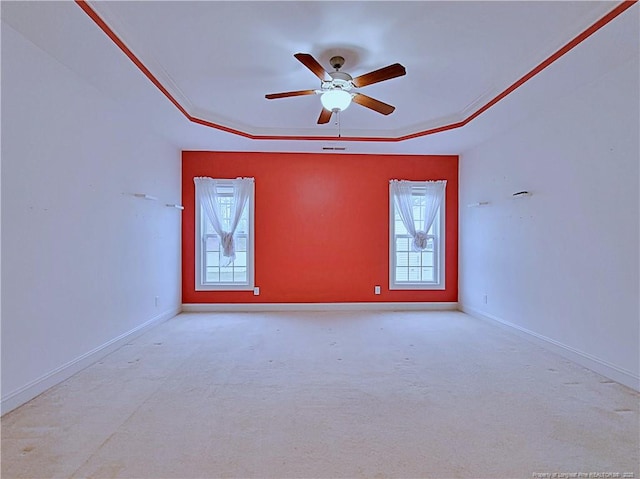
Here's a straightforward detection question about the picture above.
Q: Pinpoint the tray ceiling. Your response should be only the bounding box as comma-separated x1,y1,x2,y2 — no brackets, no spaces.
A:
84,1,619,139
2,1,636,151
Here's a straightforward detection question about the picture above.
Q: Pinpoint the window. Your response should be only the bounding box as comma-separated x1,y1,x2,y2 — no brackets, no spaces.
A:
195,178,255,291
389,180,446,290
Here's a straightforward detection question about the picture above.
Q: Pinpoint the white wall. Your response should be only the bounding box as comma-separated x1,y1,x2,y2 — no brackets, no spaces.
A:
1,21,182,413
459,22,639,388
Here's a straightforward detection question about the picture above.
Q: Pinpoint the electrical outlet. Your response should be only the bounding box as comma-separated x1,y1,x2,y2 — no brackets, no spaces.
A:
375,285,381,295
253,287,260,296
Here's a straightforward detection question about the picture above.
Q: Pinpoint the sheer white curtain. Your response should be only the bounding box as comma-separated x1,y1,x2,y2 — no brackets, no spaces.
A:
194,177,254,265
390,179,446,251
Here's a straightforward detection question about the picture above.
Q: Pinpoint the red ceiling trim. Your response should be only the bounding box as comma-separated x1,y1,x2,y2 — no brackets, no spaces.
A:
76,0,637,143
464,0,638,126
75,0,253,140
75,1,188,119
396,0,638,143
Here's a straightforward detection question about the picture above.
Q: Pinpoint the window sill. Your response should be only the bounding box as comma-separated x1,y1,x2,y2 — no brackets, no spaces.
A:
196,284,254,292
389,283,445,291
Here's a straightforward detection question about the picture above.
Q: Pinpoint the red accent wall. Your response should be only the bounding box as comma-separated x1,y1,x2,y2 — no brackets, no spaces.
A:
182,151,458,303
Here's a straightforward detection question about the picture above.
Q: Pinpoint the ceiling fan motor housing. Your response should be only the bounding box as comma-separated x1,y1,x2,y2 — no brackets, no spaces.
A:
323,71,354,92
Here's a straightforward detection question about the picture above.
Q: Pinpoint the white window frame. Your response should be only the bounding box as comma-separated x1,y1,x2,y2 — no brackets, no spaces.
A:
389,182,445,290
195,180,255,291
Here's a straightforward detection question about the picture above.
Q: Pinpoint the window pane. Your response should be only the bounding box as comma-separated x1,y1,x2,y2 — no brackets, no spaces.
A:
422,267,434,282
408,267,420,281
396,267,408,282
397,252,408,267
235,236,247,251
396,237,409,251
422,251,434,267
206,252,219,267
408,252,421,266
206,236,219,251
233,268,247,282
220,268,233,282
234,252,247,267
395,220,408,235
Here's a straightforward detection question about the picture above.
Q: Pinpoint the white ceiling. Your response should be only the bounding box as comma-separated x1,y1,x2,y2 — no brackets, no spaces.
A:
2,1,637,154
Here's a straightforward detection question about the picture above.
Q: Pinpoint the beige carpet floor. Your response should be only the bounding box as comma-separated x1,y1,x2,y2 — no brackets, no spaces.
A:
2,311,638,479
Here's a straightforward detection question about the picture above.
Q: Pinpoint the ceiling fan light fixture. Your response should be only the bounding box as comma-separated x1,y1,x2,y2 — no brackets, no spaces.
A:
321,89,352,112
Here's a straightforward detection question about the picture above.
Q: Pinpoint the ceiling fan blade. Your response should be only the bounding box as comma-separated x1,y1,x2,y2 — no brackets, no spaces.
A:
317,108,333,124
265,89,317,100
351,63,406,88
294,53,329,81
352,93,396,115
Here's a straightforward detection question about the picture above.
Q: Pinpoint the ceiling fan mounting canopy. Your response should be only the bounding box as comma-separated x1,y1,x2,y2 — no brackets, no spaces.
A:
265,52,406,124
330,55,346,70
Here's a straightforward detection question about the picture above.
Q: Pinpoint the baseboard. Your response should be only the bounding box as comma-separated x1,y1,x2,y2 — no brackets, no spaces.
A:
182,302,458,313
460,303,640,392
1,306,181,416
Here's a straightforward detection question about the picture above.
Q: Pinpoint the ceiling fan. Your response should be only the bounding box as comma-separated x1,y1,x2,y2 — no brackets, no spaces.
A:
265,53,406,124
